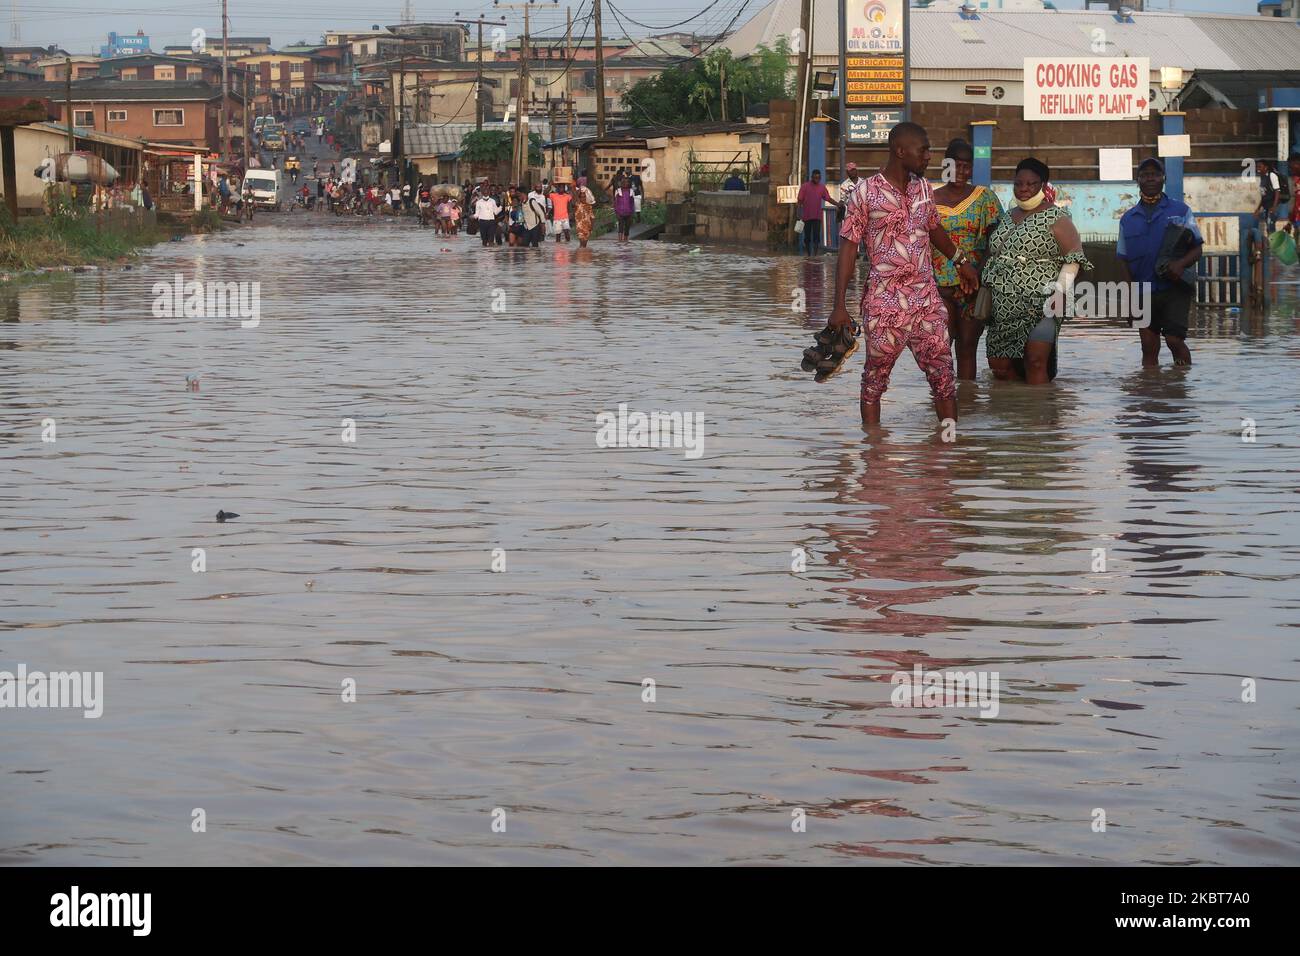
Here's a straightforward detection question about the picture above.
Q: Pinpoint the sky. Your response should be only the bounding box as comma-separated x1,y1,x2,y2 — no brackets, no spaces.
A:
10,0,1275,56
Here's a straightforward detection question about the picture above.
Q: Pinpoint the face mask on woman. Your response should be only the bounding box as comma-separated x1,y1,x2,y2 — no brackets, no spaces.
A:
1016,188,1046,211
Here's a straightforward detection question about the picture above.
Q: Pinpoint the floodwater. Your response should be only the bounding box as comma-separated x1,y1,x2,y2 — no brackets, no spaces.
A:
2,215,1298,866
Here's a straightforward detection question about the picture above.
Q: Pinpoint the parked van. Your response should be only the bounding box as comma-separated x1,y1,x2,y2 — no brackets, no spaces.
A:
243,168,281,210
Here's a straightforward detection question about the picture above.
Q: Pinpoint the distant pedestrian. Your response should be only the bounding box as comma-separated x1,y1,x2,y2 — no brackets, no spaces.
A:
573,177,596,248
838,162,864,219
474,189,500,246
549,183,572,242
525,184,547,247
629,169,644,220
797,169,833,255
402,182,412,211
613,176,636,239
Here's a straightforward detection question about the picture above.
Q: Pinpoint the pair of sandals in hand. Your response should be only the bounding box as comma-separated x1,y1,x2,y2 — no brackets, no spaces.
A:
801,320,862,383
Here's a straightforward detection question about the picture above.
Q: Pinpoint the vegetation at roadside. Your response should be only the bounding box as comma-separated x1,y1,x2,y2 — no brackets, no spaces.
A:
190,209,222,234
0,198,169,273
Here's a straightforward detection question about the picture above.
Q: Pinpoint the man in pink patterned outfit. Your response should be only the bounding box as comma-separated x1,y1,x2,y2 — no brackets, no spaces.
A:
830,122,979,425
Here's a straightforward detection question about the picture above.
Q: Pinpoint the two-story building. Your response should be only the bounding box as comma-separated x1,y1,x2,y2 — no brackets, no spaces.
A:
235,52,317,115
5,80,245,154
36,55,102,82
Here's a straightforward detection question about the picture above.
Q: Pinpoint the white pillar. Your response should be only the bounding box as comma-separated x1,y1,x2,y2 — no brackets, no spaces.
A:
193,152,202,211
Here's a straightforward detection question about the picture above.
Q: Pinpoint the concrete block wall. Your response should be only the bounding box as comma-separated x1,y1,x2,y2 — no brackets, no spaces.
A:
694,190,769,246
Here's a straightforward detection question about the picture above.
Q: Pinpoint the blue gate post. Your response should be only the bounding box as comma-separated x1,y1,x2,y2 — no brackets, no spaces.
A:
971,120,996,188
1161,112,1185,203
808,116,830,252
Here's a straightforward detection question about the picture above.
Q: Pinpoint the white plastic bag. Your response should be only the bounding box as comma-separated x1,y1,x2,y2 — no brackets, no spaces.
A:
794,220,805,234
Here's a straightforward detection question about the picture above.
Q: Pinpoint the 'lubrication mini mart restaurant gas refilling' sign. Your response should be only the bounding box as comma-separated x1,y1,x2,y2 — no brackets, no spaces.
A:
1023,57,1151,121
843,0,907,144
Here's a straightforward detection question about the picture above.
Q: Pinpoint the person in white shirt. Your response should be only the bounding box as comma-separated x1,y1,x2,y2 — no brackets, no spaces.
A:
838,161,864,218
524,186,548,247
474,191,501,246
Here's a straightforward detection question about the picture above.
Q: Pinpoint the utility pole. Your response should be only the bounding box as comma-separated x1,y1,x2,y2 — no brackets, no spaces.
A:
397,41,406,184
793,0,812,187
64,56,74,152
242,70,250,172
565,5,573,139
457,14,506,132
548,96,556,148
498,2,556,185
517,3,528,182
790,0,812,246
594,0,605,137
220,0,229,160
720,59,726,122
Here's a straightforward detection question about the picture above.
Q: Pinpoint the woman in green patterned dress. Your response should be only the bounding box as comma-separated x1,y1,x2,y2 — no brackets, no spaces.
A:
983,158,1090,384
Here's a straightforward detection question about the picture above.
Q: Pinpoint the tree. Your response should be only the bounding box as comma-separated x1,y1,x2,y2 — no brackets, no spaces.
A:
623,39,792,127
458,129,544,168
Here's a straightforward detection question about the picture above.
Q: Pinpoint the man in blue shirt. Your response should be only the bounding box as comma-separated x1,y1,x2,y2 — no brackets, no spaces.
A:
1117,157,1202,367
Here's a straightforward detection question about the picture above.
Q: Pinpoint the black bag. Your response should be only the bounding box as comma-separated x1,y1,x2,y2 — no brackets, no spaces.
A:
1155,223,1196,287
466,217,478,235
971,285,993,321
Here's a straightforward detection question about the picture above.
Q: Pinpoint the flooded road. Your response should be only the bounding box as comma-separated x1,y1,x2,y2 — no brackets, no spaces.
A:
2,215,1298,865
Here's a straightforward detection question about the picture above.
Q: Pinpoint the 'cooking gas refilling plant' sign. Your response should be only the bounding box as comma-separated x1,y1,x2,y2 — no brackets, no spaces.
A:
1023,57,1150,121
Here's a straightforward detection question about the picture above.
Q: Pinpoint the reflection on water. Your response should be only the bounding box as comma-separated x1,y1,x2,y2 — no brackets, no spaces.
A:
0,221,1297,865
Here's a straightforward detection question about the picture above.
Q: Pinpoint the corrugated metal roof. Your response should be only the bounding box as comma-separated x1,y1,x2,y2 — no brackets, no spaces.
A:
404,120,556,157
725,5,1300,72
1194,15,1300,71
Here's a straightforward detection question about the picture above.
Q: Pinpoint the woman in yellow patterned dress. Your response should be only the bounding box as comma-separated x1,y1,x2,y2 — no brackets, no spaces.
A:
932,139,1003,380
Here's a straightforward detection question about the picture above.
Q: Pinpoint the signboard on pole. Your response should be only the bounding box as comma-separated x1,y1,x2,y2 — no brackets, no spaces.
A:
1023,57,1150,121
842,0,909,144
847,109,903,144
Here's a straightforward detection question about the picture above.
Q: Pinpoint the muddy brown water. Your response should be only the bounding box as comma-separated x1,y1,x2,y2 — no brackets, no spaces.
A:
1,216,1298,865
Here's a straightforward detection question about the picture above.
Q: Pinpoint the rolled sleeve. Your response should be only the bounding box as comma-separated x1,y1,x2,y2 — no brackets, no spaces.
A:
840,202,867,244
